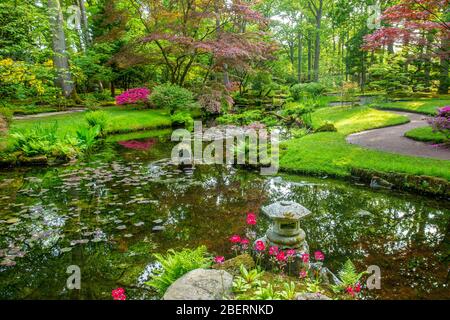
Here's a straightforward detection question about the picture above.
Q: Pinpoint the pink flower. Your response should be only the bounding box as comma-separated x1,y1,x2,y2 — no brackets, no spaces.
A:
240,238,249,245
314,251,325,261
229,235,241,243
246,212,257,225
214,256,225,264
115,88,150,105
255,240,265,251
112,287,126,300
346,286,355,297
269,246,279,255
299,270,308,278
354,283,361,293
301,253,309,263
286,249,296,257
276,251,286,262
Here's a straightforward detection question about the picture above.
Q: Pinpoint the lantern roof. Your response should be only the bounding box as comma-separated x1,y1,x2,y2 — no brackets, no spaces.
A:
262,201,311,220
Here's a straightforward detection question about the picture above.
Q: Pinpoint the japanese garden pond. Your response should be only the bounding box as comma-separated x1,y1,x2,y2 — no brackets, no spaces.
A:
0,130,449,300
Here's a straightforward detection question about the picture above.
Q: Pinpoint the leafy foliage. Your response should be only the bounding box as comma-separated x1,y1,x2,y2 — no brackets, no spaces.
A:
290,83,326,100
85,110,110,136
170,112,194,131
146,246,211,295
331,259,367,292
10,123,77,159
150,84,198,115
76,126,101,151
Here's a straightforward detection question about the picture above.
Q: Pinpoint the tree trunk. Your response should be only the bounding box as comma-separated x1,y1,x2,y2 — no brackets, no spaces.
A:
48,0,75,98
297,30,302,83
438,36,449,94
307,33,312,81
78,0,91,47
110,82,115,97
312,0,323,82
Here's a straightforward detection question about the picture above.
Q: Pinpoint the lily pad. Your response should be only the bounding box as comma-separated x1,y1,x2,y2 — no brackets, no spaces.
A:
6,218,20,224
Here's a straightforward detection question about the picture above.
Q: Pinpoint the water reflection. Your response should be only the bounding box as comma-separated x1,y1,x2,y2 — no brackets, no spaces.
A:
0,136,448,300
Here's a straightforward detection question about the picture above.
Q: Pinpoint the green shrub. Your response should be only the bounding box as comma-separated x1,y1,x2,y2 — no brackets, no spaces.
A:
290,83,326,100
85,110,109,136
315,121,337,132
281,102,313,118
0,107,13,124
11,123,58,156
171,111,194,131
76,126,101,151
10,123,78,159
146,246,211,295
217,110,264,126
150,83,198,115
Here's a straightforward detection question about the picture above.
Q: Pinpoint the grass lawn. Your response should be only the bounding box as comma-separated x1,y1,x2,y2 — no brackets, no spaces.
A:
280,105,450,180
9,107,173,138
280,132,450,180
311,105,409,134
374,97,450,115
405,126,448,144
0,107,175,151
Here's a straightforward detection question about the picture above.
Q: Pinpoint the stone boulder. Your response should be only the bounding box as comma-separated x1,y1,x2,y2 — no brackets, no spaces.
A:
163,269,233,300
295,292,332,300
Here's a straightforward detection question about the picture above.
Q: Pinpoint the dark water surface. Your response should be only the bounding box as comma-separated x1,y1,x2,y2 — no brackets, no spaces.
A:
0,132,449,300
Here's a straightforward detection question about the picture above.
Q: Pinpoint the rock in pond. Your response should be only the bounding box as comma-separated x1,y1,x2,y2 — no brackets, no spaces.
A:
370,176,393,189
152,226,165,232
163,269,233,300
295,292,332,300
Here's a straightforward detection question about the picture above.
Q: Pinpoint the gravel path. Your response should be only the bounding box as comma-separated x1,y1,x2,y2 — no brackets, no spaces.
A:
346,111,450,160
13,108,87,120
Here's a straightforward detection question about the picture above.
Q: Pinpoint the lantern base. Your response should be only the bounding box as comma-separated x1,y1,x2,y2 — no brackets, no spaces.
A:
265,228,307,249
254,235,309,253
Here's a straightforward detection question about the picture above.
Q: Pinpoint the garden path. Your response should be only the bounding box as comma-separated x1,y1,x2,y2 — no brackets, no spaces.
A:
13,108,87,120
346,111,450,160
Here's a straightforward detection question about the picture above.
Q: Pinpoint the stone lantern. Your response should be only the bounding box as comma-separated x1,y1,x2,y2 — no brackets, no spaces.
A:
257,200,310,254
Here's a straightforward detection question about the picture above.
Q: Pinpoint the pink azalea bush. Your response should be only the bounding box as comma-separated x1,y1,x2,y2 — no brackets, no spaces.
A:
427,106,450,141
115,88,151,105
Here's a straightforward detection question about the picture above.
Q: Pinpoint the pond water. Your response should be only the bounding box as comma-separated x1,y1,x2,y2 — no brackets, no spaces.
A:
0,131,449,300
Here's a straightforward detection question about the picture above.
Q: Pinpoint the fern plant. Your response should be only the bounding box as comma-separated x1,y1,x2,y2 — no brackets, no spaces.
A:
232,277,252,294
331,259,367,293
76,125,101,151
254,283,279,300
145,246,211,295
85,111,109,136
239,265,264,287
278,281,297,300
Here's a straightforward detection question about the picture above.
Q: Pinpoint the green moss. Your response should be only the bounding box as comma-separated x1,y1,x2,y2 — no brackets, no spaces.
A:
212,254,256,275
